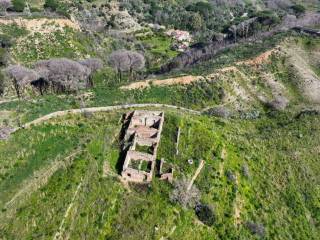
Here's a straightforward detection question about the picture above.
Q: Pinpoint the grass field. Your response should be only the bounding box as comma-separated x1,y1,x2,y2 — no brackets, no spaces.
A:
0,108,319,239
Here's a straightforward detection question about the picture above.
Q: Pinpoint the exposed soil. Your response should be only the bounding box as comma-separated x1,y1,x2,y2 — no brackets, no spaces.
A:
0,17,80,34
236,48,279,66
120,75,204,90
286,46,320,104
121,48,279,90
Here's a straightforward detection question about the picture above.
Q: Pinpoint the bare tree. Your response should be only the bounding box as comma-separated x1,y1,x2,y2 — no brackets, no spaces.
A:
78,58,103,87
0,0,12,14
127,51,145,79
108,50,145,81
5,65,39,98
34,58,91,93
109,50,131,81
78,58,103,73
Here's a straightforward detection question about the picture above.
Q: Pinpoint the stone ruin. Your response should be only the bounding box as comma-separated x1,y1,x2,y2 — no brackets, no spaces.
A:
121,110,169,183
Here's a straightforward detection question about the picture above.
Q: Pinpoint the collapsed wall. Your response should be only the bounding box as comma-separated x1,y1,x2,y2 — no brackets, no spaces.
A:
121,110,164,183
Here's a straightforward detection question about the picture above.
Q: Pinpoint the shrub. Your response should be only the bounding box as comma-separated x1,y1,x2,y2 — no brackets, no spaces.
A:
204,106,231,118
44,0,69,17
0,48,9,66
170,178,200,208
246,221,265,237
12,0,25,12
0,70,4,96
0,34,13,48
195,203,215,226
226,170,236,183
241,163,250,178
44,0,59,10
290,4,306,16
266,96,289,111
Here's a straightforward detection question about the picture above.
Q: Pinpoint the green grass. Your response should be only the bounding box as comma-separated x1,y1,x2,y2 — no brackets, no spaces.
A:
0,23,29,38
0,108,319,239
12,27,93,64
139,34,179,72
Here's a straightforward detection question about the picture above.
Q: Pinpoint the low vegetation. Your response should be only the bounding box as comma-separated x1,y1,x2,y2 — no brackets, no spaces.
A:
0,1,320,239
0,108,319,239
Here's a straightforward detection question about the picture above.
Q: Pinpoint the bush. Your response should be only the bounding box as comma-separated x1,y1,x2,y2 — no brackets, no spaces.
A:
241,163,250,178
204,106,231,118
170,178,200,208
0,34,12,48
266,96,289,111
0,71,4,96
44,0,69,17
226,170,236,183
0,48,9,66
44,0,59,10
246,221,265,237
291,4,306,16
12,0,25,12
195,203,215,226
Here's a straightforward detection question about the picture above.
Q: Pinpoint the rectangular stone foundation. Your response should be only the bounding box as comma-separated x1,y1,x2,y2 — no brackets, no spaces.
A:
121,111,164,183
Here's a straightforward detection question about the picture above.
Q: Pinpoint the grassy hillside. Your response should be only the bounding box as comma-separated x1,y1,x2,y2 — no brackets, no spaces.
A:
0,1,319,239
0,108,319,239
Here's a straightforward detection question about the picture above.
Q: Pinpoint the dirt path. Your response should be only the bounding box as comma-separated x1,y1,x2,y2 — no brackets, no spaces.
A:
15,104,200,131
120,48,279,90
0,98,18,105
236,48,279,66
53,177,84,240
234,173,242,227
120,75,204,90
187,160,205,192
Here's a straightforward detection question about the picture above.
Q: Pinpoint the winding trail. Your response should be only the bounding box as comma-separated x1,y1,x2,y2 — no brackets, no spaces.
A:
16,103,200,131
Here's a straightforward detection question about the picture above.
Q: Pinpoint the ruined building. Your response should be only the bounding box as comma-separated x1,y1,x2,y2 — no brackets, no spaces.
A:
121,110,164,183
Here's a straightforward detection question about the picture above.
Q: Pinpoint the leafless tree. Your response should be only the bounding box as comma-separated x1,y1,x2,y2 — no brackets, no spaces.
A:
5,65,40,98
34,58,91,93
0,0,12,14
108,50,145,81
78,58,103,87
108,50,131,81
127,50,145,79
78,58,103,73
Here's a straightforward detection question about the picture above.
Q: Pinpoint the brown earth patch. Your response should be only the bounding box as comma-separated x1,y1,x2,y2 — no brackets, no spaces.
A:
236,48,279,66
0,17,80,34
121,48,278,90
120,75,204,90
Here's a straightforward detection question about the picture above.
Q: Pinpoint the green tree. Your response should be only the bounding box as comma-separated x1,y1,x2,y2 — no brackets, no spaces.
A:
12,0,25,12
188,12,203,31
44,0,59,10
291,4,306,16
